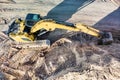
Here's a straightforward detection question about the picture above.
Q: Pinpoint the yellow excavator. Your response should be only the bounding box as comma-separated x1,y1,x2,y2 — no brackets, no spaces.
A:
7,13,113,48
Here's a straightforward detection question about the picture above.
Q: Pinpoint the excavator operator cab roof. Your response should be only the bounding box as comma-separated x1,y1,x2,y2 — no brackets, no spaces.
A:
25,13,42,28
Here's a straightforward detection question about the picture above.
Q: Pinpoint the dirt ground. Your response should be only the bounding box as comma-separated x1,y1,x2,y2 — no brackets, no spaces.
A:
0,0,120,80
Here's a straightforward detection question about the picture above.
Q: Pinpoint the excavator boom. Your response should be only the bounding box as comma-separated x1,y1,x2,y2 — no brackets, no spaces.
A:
31,19,113,44
31,19,100,37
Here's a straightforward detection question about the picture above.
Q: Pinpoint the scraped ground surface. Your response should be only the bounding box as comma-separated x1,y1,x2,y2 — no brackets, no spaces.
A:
0,0,120,80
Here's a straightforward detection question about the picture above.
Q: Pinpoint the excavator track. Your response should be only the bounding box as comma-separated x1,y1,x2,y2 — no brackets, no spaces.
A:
11,40,50,50
0,32,50,51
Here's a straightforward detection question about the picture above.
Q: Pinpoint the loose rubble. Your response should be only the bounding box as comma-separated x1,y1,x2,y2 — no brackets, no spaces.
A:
0,31,119,80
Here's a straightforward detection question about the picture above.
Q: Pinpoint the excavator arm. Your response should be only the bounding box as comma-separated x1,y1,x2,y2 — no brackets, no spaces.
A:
31,19,100,37
31,19,113,44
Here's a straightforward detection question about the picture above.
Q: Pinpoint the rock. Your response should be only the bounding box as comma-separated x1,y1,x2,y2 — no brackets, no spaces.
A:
0,72,6,80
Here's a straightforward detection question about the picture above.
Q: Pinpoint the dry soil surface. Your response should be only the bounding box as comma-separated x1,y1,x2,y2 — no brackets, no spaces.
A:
0,0,120,80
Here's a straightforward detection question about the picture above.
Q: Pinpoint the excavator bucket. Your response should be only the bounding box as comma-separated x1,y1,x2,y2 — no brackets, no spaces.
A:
98,32,113,45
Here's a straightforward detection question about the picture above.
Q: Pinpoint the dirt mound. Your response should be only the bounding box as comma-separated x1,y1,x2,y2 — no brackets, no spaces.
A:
37,42,120,80
0,32,119,80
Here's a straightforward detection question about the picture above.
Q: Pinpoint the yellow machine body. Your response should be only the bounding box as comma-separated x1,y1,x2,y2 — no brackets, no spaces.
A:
8,19,35,42
9,19,101,42
9,32,34,42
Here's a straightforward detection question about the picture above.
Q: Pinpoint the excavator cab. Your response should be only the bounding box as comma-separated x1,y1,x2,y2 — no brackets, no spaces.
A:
25,13,42,28
24,13,42,33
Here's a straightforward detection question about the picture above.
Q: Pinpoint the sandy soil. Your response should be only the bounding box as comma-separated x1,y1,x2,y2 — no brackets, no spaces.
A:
0,0,120,80
0,0,120,30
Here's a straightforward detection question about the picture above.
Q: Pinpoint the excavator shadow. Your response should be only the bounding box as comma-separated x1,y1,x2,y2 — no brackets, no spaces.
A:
46,0,95,21
94,7,120,43
94,7,120,30
44,0,95,43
